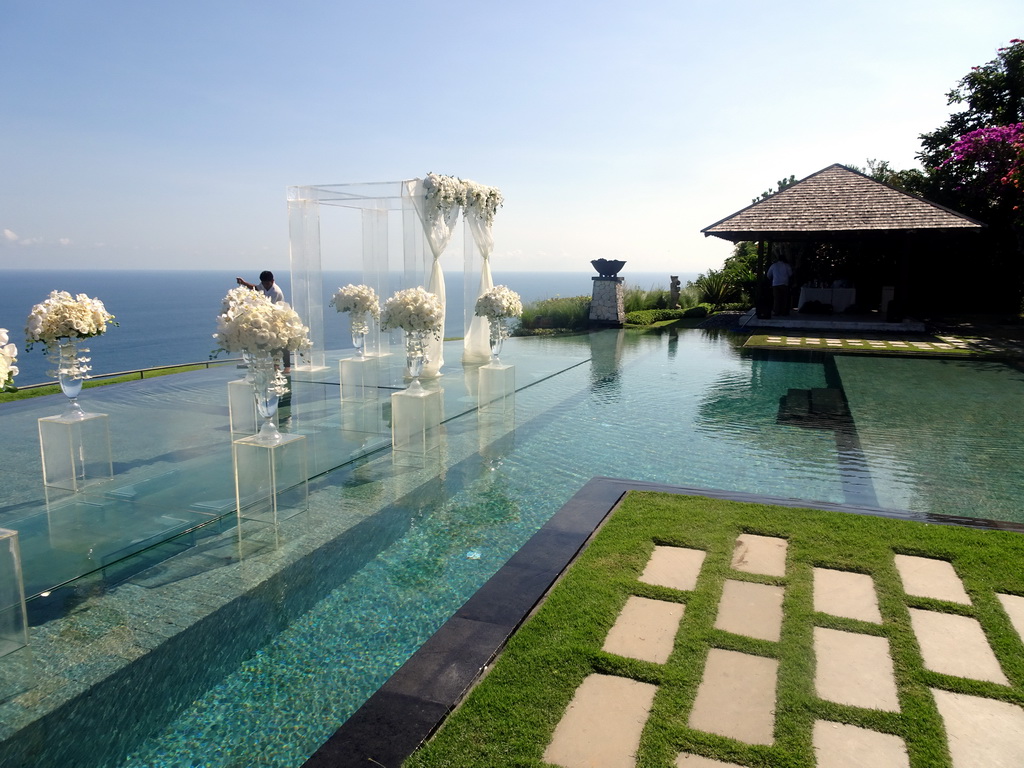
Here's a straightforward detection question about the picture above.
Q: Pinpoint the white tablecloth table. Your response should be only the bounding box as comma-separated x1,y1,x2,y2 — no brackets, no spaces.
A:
797,287,856,312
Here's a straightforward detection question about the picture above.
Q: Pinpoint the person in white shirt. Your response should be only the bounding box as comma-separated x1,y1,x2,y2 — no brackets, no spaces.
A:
766,256,793,317
236,270,290,371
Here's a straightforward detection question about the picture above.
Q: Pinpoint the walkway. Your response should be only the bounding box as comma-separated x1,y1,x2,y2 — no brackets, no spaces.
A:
544,534,1024,768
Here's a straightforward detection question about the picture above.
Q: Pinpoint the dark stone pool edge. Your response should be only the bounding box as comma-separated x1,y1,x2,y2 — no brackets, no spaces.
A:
302,478,1024,768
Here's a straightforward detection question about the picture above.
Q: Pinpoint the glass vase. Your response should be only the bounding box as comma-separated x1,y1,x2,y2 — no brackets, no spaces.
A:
351,312,369,358
488,319,507,362
56,339,89,419
249,353,284,443
404,330,429,391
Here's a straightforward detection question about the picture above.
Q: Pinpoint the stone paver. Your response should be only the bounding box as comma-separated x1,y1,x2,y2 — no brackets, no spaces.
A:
814,568,882,623
813,721,909,768
931,688,1024,768
814,627,900,711
714,580,784,641
893,554,971,604
603,595,685,664
689,649,777,745
730,534,787,577
675,754,743,767
544,674,658,768
908,609,1008,685
996,593,1024,643
639,546,706,592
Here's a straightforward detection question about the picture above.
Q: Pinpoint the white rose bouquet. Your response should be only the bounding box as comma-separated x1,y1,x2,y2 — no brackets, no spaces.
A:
380,287,444,340
329,284,381,320
474,285,523,320
25,290,116,349
213,289,312,359
0,328,18,392
25,290,117,380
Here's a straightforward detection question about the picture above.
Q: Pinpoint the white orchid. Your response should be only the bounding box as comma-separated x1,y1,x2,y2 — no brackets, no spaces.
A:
380,287,444,340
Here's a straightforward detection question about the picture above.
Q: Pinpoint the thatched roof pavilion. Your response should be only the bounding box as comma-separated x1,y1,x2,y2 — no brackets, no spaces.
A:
702,164,984,241
701,164,986,318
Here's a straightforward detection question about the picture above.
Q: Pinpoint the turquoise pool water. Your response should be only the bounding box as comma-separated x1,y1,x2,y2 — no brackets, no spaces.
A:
6,329,1024,767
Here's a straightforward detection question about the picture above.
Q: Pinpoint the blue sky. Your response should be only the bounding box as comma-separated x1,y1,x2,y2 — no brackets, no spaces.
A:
2,0,1021,275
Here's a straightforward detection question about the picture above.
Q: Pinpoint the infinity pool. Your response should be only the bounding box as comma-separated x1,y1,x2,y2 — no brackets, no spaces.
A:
3,328,1023,767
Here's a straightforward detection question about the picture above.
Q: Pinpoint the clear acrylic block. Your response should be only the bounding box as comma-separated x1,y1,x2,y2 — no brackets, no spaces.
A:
479,363,515,413
233,433,308,524
38,412,113,491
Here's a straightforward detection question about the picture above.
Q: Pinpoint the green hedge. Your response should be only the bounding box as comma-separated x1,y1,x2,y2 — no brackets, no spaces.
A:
623,308,689,325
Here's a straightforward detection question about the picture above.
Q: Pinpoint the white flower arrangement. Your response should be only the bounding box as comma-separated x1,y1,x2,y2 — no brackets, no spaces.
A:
25,290,116,380
213,289,312,360
423,173,466,219
25,290,116,349
463,179,504,226
329,284,381,320
475,285,523,320
0,328,18,392
380,287,444,340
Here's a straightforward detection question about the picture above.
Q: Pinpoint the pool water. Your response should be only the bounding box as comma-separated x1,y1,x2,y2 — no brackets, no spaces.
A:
7,329,1024,767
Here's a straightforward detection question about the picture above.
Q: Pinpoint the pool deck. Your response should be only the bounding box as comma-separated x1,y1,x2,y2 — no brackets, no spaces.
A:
309,478,1024,768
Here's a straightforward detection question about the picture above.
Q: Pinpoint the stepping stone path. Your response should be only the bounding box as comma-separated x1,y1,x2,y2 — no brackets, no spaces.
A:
755,335,971,353
544,538,1024,768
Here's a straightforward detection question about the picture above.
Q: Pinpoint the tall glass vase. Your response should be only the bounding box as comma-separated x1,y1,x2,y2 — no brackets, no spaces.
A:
488,318,507,363
249,353,284,443
404,330,429,391
350,312,369,358
56,339,90,419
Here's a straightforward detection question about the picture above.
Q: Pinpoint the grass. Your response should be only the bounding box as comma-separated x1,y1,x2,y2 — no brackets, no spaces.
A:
0,362,234,403
406,491,1024,767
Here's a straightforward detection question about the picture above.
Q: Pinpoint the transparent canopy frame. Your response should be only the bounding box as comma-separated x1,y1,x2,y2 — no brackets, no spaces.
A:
286,180,482,370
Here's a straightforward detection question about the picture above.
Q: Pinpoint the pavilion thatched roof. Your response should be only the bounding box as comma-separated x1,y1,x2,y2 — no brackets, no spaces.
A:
701,164,985,242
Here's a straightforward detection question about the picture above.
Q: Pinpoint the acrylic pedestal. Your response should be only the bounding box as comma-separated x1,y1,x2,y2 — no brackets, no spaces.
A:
339,356,381,402
0,528,32,703
391,386,443,466
38,412,113,491
229,379,278,435
478,363,515,413
233,433,308,524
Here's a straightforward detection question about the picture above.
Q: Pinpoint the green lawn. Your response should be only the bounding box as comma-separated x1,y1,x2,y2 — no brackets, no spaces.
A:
406,492,1024,767
0,362,234,403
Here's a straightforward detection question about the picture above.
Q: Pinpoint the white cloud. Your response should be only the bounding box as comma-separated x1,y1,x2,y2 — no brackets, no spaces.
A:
58,238,71,246
3,229,17,242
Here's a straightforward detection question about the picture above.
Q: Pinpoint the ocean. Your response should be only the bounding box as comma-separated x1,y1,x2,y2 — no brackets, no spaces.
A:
4,269,697,386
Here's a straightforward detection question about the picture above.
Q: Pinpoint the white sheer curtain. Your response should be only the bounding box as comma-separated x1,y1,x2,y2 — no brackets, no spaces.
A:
404,178,461,377
462,207,495,363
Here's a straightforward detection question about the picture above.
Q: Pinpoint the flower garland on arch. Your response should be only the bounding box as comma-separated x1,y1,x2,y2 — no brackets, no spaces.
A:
422,173,503,227
423,173,467,226
463,179,504,226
